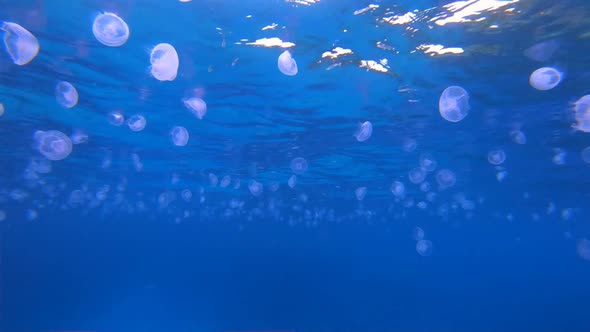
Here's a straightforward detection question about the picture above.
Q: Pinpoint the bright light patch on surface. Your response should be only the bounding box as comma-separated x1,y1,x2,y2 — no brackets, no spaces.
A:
433,0,519,26
359,60,388,73
322,47,353,59
244,37,295,48
383,12,416,25
354,4,379,15
418,44,464,56
262,23,278,31
286,0,319,6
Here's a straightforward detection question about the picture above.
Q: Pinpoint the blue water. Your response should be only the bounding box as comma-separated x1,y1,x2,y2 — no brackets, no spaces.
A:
1,0,590,331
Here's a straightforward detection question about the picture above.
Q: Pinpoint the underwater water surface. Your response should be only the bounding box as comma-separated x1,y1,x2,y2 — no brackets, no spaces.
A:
1,0,590,331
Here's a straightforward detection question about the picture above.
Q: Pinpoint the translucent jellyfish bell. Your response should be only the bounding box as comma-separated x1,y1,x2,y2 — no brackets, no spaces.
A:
277,50,298,76
55,81,79,108
487,149,506,165
529,67,562,91
183,97,207,119
439,86,469,122
34,130,73,161
92,12,130,47
1,21,40,65
355,121,373,142
416,239,433,256
150,43,179,81
290,157,308,175
170,126,189,146
127,114,146,131
573,95,590,133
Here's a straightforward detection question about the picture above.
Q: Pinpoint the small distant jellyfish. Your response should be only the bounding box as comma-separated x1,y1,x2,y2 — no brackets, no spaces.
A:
355,121,373,142
552,148,566,165
34,130,73,161
55,81,79,108
150,43,179,81
0,103,4,117
248,180,263,197
92,12,129,47
524,40,559,62
529,67,562,91
436,169,456,189
412,226,425,241
288,174,297,188
487,149,506,165
107,111,125,126
581,146,590,164
170,126,189,146
1,21,40,65
496,170,508,182
209,173,219,187
277,50,297,76
408,167,426,184
127,115,146,131
220,175,232,188
416,239,433,256
70,129,88,144
573,95,590,133
390,180,405,198
183,97,207,119
403,138,417,152
419,153,437,172
577,239,590,262
355,186,367,201
0,210,6,222
510,130,527,144
439,86,470,123
290,157,308,175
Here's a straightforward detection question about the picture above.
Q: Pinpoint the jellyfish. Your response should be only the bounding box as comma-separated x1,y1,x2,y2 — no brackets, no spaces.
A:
355,186,367,201
150,43,179,81
408,167,426,184
529,67,562,91
127,114,146,131
34,130,73,161
183,97,207,119
524,40,559,62
290,157,308,175
436,169,456,189
107,111,125,126
55,81,79,108
170,126,189,146
416,239,433,256
288,174,297,188
277,50,297,76
248,180,263,197
439,86,470,122
92,12,129,47
390,180,405,198
510,129,526,144
573,95,590,133
487,149,506,165
419,153,437,172
1,21,39,65
355,121,373,142
0,103,4,117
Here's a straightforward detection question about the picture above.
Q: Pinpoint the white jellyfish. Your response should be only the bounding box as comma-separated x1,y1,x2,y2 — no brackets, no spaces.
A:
290,157,308,175
150,43,179,81
416,239,433,256
355,186,367,201
419,153,437,172
355,121,373,142
439,86,470,122
436,169,456,189
183,97,207,119
408,167,426,184
573,95,590,133
107,111,125,126
487,149,506,165
248,180,263,197
529,67,562,91
92,12,129,47
510,130,526,144
390,180,405,198
1,21,39,65
288,174,297,188
34,130,73,161
170,126,189,146
55,81,79,109
127,114,146,131
277,50,297,76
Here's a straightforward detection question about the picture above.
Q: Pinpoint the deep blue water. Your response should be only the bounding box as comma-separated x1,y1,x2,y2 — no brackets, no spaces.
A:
1,0,590,331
